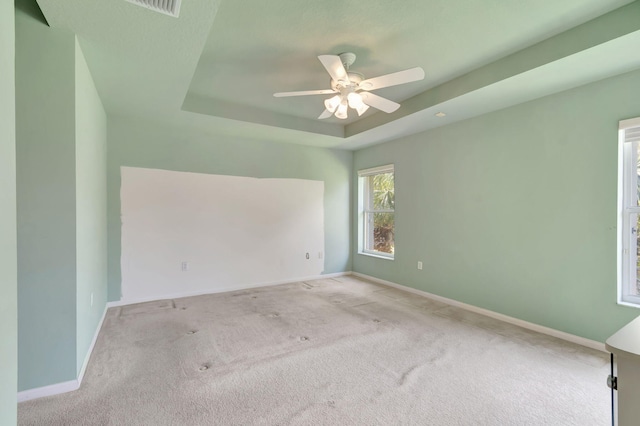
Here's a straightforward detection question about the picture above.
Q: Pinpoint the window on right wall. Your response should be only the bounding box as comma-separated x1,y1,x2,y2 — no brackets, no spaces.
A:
358,164,395,259
618,117,640,307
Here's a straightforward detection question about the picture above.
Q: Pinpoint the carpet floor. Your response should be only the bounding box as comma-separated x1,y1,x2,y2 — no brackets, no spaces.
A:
18,276,610,425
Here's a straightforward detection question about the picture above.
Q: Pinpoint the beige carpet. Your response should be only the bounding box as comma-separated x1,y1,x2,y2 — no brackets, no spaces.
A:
19,276,609,425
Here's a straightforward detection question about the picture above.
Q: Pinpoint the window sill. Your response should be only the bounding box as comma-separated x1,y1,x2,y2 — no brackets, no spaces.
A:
358,251,394,261
618,300,640,309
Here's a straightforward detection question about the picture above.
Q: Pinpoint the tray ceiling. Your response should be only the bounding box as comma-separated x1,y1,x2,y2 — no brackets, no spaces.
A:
37,0,640,149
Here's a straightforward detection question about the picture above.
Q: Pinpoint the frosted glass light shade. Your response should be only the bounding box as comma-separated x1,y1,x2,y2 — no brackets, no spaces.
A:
347,92,364,109
335,101,348,119
324,95,341,113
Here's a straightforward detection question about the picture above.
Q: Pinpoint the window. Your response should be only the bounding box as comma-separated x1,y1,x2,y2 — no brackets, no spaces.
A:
358,164,394,259
618,117,640,307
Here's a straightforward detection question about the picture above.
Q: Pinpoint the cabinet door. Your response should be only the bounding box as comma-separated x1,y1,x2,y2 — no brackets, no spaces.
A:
616,355,640,426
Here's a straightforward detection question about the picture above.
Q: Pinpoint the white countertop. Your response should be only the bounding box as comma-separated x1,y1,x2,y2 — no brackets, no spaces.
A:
606,315,640,359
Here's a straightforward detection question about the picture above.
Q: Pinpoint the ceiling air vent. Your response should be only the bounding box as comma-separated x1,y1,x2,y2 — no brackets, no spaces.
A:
125,0,182,18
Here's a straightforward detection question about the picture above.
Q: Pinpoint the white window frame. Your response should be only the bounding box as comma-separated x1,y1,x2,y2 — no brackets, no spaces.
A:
357,164,394,260
618,117,640,307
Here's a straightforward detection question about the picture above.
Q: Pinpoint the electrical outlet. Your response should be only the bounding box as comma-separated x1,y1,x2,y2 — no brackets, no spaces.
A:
181,261,189,272
305,253,310,260
417,261,423,270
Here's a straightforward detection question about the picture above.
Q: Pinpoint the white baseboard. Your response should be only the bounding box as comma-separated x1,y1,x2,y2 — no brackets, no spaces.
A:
77,305,109,384
351,272,606,352
18,379,79,403
108,272,350,307
18,304,110,403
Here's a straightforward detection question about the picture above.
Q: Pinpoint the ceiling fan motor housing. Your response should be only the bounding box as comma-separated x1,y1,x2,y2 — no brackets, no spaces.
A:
339,52,357,69
331,72,364,92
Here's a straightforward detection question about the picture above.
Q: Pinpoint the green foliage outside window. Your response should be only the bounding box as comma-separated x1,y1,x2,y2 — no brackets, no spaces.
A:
371,173,394,254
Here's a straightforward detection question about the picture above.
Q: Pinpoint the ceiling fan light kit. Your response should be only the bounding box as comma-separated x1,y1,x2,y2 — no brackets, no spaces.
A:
324,95,341,112
335,101,349,119
274,52,425,120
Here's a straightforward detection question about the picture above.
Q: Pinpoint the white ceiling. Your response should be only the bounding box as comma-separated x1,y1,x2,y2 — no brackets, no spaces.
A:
36,0,640,150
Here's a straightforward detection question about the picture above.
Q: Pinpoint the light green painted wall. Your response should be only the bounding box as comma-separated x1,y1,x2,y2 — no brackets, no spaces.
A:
0,0,17,422
75,39,107,375
16,2,78,390
107,116,352,301
353,68,640,343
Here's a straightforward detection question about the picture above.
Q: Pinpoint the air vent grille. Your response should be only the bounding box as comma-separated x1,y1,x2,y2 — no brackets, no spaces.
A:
125,0,182,18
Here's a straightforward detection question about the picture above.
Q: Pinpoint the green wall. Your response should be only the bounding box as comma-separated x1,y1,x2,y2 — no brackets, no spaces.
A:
75,39,107,375
16,1,77,391
107,116,352,301
353,68,640,343
16,1,108,392
0,0,17,421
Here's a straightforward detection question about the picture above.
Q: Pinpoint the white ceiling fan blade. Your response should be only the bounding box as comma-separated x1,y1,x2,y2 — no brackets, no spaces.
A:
274,89,337,97
360,92,400,113
359,67,425,91
318,55,350,84
318,109,333,119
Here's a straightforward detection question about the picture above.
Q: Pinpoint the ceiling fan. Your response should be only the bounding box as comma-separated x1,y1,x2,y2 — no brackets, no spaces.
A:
274,52,425,120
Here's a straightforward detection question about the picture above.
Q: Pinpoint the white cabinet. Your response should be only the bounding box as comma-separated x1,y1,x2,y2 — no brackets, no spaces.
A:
606,316,640,426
